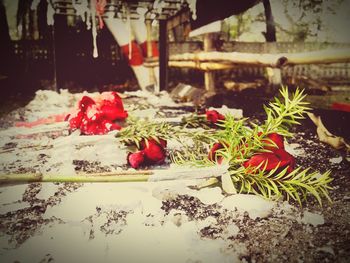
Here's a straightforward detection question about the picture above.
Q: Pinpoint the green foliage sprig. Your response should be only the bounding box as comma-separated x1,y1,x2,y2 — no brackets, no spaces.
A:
262,87,311,136
117,116,214,148
116,87,332,205
172,87,332,206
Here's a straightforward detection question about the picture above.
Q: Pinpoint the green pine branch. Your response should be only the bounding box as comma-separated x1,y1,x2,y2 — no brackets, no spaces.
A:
116,87,332,206
171,86,332,206
229,165,333,206
117,116,214,148
262,86,311,136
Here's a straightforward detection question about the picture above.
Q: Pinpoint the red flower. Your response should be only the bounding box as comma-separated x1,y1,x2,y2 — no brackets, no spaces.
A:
208,142,226,164
127,138,167,169
206,110,225,124
67,92,127,135
259,132,284,151
128,151,145,169
140,139,167,164
243,148,295,174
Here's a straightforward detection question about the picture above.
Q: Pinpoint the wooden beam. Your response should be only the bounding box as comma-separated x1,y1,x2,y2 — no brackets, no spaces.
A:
166,7,191,31
168,48,350,67
170,51,288,67
203,33,216,93
159,19,169,91
144,60,237,70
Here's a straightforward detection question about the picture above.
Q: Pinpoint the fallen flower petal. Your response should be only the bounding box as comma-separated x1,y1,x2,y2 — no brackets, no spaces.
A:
68,92,127,135
273,148,295,173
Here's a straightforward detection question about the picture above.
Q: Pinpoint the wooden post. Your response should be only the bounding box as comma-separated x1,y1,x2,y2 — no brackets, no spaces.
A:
203,33,215,93
159,19,168,91
262,0,280,90
265,42,281,89
145,18,156,85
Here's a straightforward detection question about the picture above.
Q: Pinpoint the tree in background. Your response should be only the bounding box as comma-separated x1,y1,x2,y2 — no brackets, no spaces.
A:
222,0,346,42
277,0,345,42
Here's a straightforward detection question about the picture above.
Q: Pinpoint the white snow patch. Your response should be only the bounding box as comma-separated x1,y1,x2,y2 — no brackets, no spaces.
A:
285,143,306,157
0,201,31,214
208,105,243,119
0,184,28,203
129,108,158,119
329,156,342,164
301,211,324,226
221,194,276,219
192,187,225,205
36,183,60,200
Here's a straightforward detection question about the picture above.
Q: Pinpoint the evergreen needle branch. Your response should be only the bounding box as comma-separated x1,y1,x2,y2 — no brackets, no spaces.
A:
229,166,333,205
117,116,214,147
263,86,311,135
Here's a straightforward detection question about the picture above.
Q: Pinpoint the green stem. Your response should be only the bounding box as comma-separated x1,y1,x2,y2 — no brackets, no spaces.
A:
0,171,152,184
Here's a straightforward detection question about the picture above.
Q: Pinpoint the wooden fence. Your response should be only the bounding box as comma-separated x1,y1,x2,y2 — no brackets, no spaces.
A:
11,40,350,85
169,41,350,83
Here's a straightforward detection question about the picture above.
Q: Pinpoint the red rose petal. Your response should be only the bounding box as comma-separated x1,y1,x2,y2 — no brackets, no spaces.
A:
206,110,225,124
140,139,166,164
79,96,95,111
243,148,295,174
69,92,128,135
128,151,145,169
265,133,285,151
274,149,295,173
243,152,281,171
101,119,122,132
68,111,84,130
100,103,128,121
208,142,225,163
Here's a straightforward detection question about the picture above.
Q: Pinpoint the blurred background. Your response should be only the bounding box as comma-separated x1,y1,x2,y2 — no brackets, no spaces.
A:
0,0,349,114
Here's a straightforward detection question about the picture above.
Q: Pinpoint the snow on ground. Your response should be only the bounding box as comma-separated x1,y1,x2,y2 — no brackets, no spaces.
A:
0,181,325,263
1,89,348,262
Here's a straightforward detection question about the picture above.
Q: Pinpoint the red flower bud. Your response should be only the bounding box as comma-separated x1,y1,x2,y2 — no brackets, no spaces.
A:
128,151,145,169
140,139,167,164
208,142,226,164
206,110,225,124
